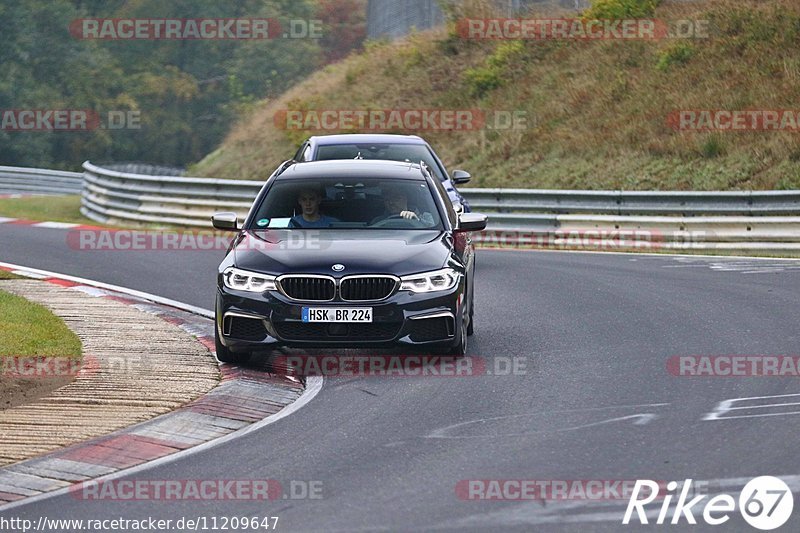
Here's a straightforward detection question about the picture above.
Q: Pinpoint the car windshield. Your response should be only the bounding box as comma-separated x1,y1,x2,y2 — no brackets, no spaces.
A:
249,177,444,230
315,144,445,181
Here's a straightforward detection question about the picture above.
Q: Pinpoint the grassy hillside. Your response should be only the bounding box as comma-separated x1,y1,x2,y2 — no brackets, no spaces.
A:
192,0,800,191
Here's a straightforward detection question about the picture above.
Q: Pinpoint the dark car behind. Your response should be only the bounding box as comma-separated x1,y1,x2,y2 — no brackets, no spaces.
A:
293,134,473,212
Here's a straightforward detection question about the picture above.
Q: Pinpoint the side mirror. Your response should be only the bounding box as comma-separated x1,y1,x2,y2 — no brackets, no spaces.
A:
212,212,239,231
456,212,487,233
452,170,471,185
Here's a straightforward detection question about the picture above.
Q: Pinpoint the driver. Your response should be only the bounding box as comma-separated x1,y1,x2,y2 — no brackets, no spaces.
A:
371,184,434,225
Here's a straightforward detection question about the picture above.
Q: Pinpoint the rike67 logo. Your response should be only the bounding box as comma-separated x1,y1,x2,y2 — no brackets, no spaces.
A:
623,476,793,530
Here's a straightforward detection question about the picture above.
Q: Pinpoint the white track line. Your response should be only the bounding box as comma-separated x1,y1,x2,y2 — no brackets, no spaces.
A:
31,221,80,229
0,261,213,318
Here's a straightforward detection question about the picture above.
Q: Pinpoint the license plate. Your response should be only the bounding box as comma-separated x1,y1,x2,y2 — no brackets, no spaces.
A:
302,307,372,323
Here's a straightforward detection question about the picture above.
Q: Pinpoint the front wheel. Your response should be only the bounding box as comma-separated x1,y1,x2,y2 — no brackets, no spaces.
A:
466,289,475,337
445,313,468,357
214,327,249,365
466,261,476,336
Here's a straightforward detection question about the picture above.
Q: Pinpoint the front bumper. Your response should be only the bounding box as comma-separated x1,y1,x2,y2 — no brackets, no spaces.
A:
216,283,463,352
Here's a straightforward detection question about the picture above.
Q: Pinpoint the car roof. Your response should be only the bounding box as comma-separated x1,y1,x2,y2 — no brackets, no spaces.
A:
277,159,429,181
307,134,428,146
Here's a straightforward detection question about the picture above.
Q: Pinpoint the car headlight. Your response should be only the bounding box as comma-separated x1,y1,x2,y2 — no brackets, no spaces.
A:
400,268,460,293
222,267,277,292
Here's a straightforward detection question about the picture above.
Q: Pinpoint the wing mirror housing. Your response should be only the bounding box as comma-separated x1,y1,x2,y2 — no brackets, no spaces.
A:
212,212,239,231
452,170,471,184
456,212,487,232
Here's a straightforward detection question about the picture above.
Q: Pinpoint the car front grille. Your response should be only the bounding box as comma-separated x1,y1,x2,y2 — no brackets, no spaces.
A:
340,276,398,301
276,275,397,302
274,321,402,341
278,276,335,301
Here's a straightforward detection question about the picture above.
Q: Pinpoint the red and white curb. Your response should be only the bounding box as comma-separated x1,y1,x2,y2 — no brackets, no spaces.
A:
0,217,100,230
0,262,322,511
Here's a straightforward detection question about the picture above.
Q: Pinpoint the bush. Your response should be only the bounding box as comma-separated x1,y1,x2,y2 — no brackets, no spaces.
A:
700,136,725,159
463,41,524,98
584,0,661,19
656,42,695,71
464,67,503,98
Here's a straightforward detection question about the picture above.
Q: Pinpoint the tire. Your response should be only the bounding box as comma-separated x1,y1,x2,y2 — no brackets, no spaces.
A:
447,312,468,357
467,270,475,336
466,284,475,337
214,327,249,365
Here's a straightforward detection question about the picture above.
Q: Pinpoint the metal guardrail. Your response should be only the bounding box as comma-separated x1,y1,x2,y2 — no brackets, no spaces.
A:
103,163,187,176
81,161,260,226
77,161,800,253
3,162,800,253
463,188,800,216
0,166,83,196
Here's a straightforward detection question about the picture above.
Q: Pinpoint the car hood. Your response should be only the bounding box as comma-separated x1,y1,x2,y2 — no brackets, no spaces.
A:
232,229,453,276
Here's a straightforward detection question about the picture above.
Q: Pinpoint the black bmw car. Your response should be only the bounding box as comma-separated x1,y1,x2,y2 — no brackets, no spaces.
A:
212,159,487,364
293,133,473,212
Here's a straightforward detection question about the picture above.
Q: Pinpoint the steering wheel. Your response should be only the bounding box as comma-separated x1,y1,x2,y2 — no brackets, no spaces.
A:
372,214,423,228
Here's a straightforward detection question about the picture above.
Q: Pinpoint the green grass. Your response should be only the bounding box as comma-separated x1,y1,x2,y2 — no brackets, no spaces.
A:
0,195,94,225
0,196,185,229
0,288,82,358
0,271,23,280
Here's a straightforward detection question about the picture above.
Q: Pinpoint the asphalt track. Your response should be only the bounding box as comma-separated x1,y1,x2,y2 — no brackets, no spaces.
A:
2,223,800,532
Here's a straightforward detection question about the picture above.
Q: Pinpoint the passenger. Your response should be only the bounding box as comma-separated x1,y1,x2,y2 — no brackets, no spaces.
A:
289,187,339,228
371,185,434,225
